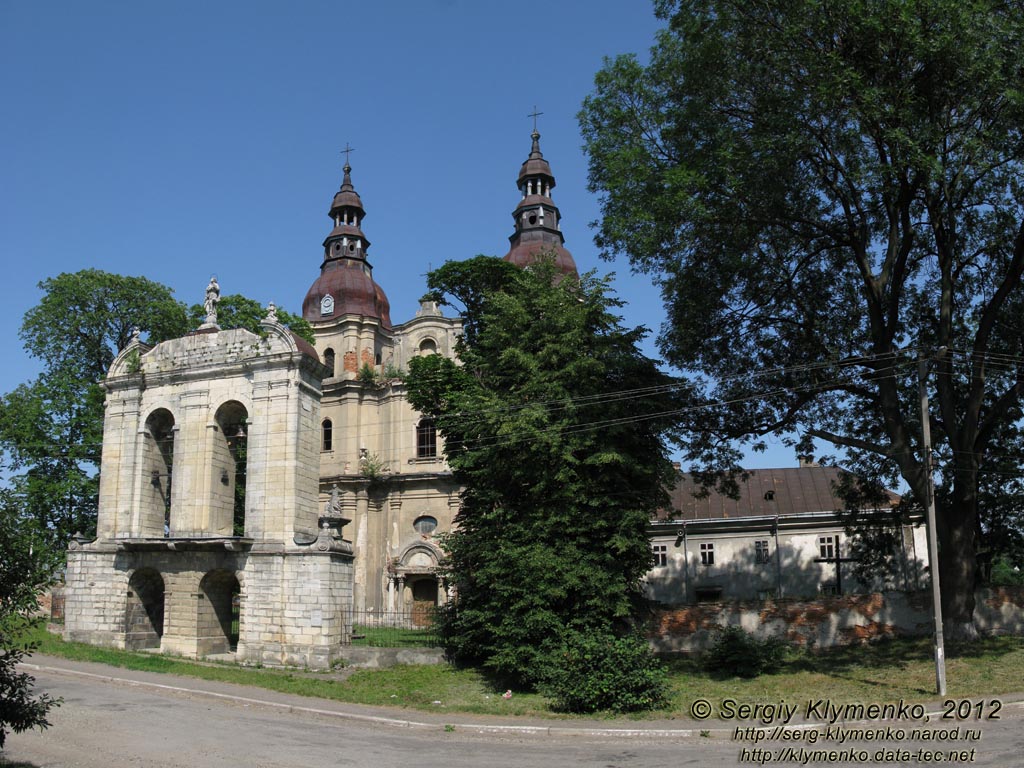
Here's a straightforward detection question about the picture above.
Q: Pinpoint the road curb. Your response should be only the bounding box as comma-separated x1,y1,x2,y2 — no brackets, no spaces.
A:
23,662,1024,740
22,663,696,738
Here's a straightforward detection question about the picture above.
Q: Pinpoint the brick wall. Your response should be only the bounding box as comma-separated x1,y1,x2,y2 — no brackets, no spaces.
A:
650,587,1024,653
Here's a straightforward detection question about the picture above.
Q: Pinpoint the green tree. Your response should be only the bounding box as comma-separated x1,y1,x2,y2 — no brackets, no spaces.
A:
0,271,311,547
405,256,678,700
0,270,190,545
186,294,314,345
0,491,61,749
580,0,1024,638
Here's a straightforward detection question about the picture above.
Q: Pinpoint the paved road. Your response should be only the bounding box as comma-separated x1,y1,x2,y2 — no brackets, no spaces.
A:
3,659,1024,767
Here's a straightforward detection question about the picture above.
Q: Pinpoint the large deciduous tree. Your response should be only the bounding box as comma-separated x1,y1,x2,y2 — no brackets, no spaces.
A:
0,270,190,545
405,257,677,700
580,0,1024,638
0,270,310,546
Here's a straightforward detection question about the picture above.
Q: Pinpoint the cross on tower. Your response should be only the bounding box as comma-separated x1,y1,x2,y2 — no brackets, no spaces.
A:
341,143,355,167
528,106,543,132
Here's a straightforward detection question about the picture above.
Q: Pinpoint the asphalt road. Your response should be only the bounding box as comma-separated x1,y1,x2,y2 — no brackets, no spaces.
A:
3,660,1024,768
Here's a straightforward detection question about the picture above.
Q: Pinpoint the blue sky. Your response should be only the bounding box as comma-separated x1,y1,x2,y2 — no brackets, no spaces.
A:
1,0,798,469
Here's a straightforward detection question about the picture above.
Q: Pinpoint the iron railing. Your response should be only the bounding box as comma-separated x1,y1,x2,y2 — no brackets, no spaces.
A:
343,606,442,648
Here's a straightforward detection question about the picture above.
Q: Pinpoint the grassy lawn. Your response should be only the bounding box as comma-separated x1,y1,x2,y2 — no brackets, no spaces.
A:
25,626,1024,720
349,624,439,648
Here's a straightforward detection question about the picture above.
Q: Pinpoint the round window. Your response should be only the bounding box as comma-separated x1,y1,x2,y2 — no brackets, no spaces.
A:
413,516,438,535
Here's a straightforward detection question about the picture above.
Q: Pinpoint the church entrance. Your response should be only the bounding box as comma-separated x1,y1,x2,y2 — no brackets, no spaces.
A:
409,577,438,627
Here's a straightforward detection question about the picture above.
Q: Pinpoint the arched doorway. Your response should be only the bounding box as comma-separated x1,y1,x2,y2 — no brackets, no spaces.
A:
141,409,175,537
212,401,248,536
125,568,165,650
197,570,240,656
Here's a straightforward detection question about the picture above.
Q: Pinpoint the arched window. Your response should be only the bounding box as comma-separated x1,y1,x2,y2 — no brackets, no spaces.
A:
214,401,248,537
143,409,175,537
419,338,437,355
322,419,333,452
323,348,336,376
416,419,437,459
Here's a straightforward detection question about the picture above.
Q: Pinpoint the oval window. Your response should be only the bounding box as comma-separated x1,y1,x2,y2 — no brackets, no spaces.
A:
413,516,438,535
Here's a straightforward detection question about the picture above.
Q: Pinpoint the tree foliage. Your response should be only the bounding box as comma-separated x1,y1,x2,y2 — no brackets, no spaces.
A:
0,491,62,749
0,270,310,546
580,0,1024,637
0,270,189,545
186,294,314,345
405,256,679,697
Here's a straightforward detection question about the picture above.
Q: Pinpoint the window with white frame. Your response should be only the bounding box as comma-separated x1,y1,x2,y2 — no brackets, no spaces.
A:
652,543,668,568
700,542,715,566
819,535,836,559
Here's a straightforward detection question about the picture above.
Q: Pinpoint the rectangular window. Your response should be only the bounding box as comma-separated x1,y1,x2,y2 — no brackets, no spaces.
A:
651,544,668,568
695,586,723,603
754,539,771,564
700,542,715,566
820,583,839,597
819,536,835,560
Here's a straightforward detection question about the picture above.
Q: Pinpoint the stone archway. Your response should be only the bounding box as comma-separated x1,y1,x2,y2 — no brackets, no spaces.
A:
125,568,165,650
197,570,240,656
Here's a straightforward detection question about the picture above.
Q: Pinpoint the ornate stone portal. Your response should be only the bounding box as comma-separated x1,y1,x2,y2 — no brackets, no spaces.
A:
63,307,354,669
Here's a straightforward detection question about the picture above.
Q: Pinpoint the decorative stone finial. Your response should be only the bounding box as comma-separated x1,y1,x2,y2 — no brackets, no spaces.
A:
265,301,278,323
131,326,141,345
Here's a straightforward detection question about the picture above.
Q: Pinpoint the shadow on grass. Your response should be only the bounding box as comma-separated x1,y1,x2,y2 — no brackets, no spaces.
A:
662,635,1024,697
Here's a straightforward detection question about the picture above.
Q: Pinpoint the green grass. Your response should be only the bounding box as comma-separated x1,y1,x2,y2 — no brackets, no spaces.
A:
349,624,439,648
25,626,1024,719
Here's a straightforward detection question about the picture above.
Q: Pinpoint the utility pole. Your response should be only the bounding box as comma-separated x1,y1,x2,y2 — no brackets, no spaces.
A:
919,354,947,696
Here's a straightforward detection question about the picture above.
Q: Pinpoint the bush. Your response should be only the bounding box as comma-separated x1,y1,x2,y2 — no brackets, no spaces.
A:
703,626,787,679
990,556,1024,587
540,632,668,714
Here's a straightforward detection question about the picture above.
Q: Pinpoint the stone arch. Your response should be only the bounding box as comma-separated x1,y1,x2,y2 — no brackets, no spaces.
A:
125,568,165,650
418,337,437,355
391,541,444,621
211,400,249,536
197,569,241,656
323,348,336,376
140,408,176,537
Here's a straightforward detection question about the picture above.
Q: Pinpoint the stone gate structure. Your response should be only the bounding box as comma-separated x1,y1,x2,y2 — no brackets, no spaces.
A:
63,310,354,669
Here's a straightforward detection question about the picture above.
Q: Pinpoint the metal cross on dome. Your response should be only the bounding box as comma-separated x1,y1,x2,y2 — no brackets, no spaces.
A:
528,106,543,132
341,143,355,166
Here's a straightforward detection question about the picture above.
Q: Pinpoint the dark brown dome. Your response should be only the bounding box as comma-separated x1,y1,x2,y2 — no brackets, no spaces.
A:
303,259,392,330
504,240,577,275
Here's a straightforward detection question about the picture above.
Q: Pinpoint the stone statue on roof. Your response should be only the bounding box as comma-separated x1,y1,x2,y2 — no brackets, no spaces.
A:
203,276,220,326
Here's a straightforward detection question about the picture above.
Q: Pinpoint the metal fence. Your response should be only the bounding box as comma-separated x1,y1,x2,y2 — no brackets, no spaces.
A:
343,606,442,648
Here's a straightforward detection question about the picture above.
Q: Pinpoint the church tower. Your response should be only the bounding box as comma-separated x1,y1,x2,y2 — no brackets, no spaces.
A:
503,128,578,276
303,157,461,617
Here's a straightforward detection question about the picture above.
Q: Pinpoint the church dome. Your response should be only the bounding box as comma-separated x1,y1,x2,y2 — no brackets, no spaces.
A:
302,260,392,329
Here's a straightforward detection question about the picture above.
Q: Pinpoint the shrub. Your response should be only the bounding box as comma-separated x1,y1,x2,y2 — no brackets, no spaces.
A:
540,632,668,713
703,626,787,678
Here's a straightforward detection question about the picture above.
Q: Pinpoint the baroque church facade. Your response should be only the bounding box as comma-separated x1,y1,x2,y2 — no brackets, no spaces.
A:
62,130,578,666
302,126,577,618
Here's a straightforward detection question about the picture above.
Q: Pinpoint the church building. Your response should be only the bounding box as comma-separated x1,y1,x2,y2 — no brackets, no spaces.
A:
302,125,577,620
62,128,579,665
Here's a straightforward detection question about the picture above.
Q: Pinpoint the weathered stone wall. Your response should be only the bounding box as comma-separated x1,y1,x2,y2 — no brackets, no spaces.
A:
65,315,355,670
650,587,1024,653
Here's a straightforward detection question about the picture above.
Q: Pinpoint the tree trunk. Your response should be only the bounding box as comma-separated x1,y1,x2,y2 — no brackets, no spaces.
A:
937,482,980,642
